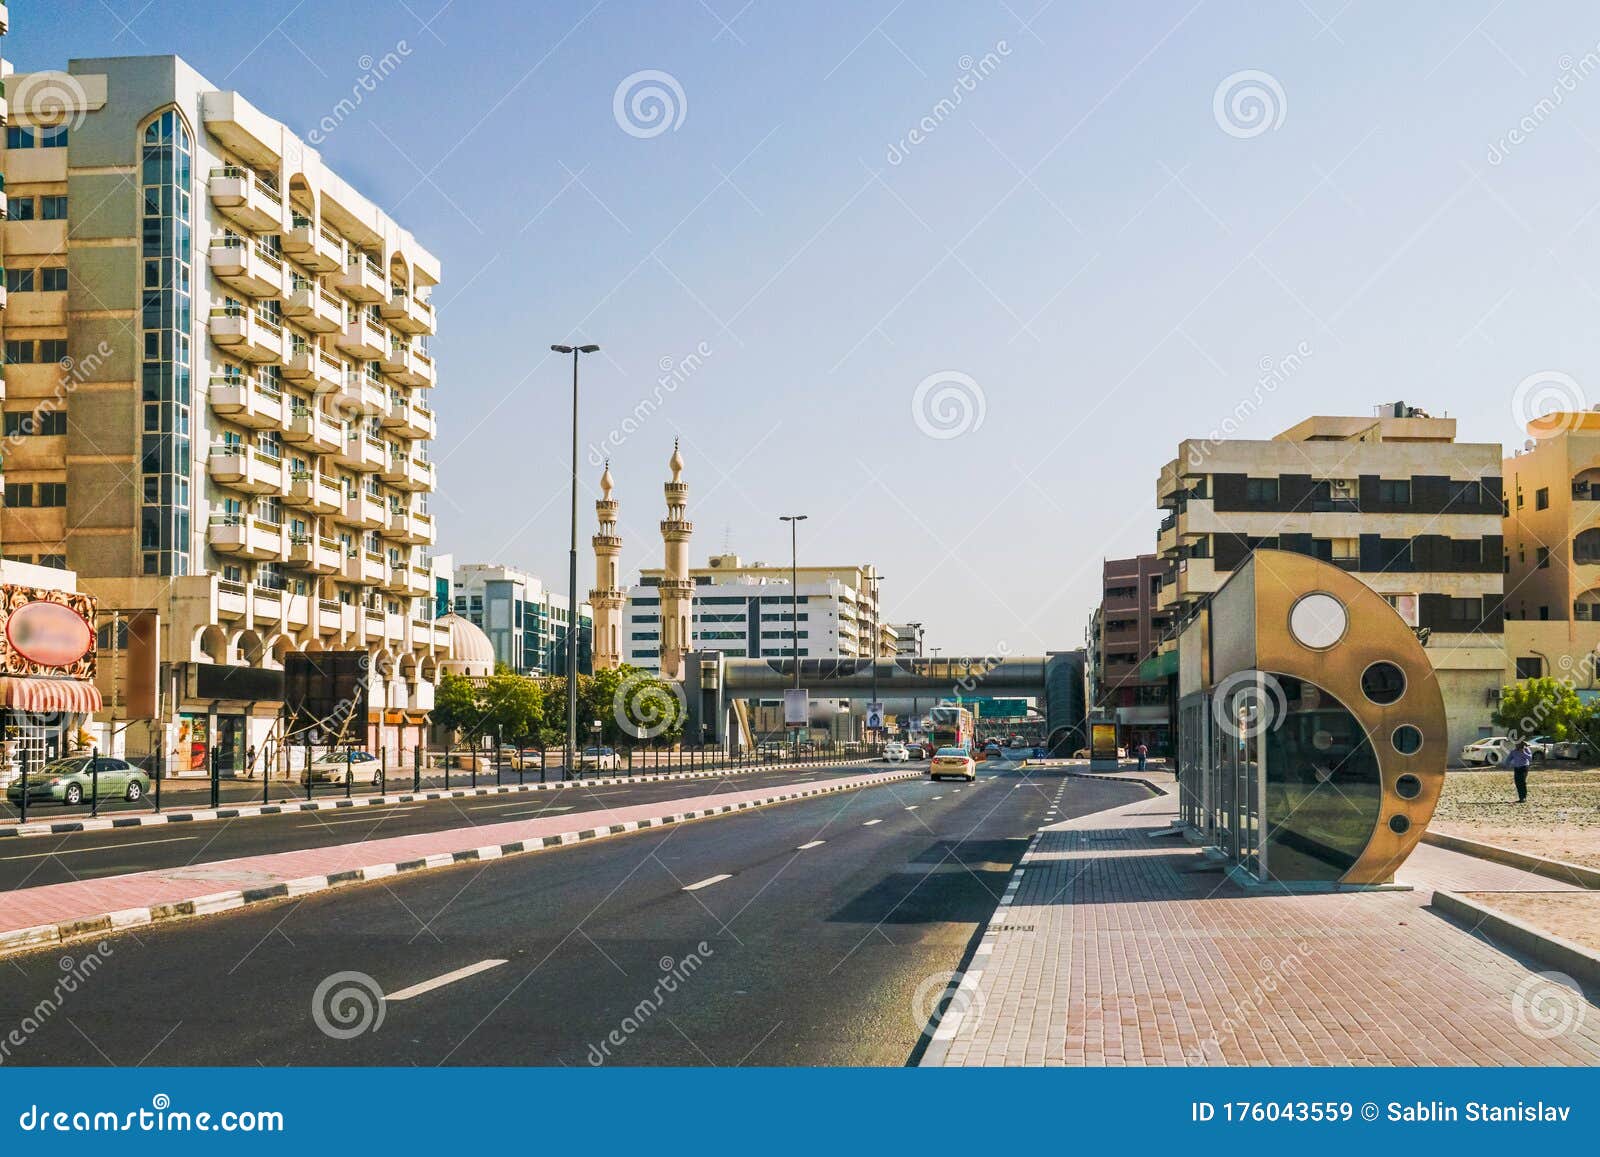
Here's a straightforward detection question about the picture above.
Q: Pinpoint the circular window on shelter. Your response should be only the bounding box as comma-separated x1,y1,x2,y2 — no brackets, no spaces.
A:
1288,593,1348,650
1392,725,1423,755
1361,662,1406,706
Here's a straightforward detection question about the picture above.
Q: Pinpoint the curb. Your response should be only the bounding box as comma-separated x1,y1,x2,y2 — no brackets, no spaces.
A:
0,766,921,959
1432,889,1600,990
1061,770,1171,796
1421,830,1600,890
0,757,876,841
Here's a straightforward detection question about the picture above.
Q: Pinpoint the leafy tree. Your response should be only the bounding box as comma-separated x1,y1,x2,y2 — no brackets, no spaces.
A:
479,669,543,743
432,673,482,739
1493,677,1587,740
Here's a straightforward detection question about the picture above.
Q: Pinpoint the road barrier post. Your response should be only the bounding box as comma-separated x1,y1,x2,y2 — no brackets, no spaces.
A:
445,741,452,791
345,748,353,799
305,736,313,801
413,742,422,794
154,744,163,814
90,748,99,818
210,745,220,809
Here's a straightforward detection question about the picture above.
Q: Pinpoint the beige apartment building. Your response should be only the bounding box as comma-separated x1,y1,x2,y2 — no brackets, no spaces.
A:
1501,409,1600,697
1155,404,1504,756
0,56,447,772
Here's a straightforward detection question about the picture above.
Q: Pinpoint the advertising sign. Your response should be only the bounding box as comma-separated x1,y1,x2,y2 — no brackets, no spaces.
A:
1091,722,1119,758
865,701,884,730
0,584,97,678
783,688,809,728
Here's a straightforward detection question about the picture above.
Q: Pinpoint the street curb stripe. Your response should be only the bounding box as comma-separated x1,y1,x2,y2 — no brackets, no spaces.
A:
0,767,923,959
0,757,878,840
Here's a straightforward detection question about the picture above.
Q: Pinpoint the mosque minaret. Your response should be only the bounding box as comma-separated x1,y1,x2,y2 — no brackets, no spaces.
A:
589,462,625,671
658,441,695,680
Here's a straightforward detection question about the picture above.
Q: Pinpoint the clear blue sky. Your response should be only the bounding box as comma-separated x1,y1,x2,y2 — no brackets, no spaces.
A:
20,2,1600,655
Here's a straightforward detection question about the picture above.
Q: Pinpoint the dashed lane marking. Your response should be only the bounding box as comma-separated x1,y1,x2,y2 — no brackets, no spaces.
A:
862,819,882,826
387,958,508,1002
796,840,825,850
0,834,198,861
296,807,423,828
683,873,732,891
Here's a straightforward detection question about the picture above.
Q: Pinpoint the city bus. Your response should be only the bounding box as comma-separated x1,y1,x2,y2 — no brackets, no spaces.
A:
928,705,975,753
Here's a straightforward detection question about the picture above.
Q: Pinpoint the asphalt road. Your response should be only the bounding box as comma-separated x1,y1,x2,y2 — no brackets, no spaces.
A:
0,761,900,892
0,760,1144,1066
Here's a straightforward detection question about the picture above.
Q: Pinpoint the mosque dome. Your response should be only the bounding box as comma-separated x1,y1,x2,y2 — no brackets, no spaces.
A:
439,614,495,677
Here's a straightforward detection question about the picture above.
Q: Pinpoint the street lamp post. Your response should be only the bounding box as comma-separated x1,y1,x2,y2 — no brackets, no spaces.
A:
907,620,923,742
779,514,806,748
869,572,884,744
552,342,599,773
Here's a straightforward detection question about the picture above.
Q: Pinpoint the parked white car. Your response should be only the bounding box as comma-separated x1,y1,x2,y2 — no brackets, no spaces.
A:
302,749,383,786
1460,737,1518,767
882,741,908,763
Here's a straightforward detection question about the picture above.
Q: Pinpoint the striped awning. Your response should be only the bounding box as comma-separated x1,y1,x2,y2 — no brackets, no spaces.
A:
0,676,103,714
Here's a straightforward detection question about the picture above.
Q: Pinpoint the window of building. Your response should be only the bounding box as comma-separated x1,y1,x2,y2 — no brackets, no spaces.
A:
3,483,32,508
1245,477,1279,504
1537,546,1550,569
5,125,35,149
5,269,34,294
38,125,69,148
1515,656,1544,680
4,340,36,364
8,197,35,221
36,483,67,507
39,340,67,364
1451,538,1483,567
40,267,68,292
1535,487,1550,510
1378,479,1411,505
40,196,69,220
4,411,66,437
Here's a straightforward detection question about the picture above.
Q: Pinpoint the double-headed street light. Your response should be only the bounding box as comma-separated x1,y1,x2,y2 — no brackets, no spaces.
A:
779,514,806,747
552,343,600,770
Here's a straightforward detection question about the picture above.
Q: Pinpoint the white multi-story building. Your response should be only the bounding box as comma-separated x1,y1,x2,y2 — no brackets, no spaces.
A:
623,554,887,672
0,55,448,771
450,561,592,677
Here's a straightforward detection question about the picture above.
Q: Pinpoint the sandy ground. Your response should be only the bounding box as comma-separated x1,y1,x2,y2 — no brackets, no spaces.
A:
1431,767,1600,870
1460,891,1600,956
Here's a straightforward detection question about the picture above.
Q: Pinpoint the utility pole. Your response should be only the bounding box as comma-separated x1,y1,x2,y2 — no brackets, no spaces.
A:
551,342,599,771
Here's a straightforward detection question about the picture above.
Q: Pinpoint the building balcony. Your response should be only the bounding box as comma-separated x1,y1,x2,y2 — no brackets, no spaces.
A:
283,282,344,333
382,340,433,387
343,550,387,585
403,565,431,597
208,240,285,298
382,506,435,545
286,534,342,574
381,290,435,335
395,456,434,492
208,514,283,560
285,470,343,514
208,167,283,233
282,346,343,393
334,257,388,304
283,218,344,273
333,432,387,473
342,491,387,529
335,314,388,360
207,445,284,494
208,377,284,429
333,372,386,417
284,405,342,454
208,308,284,364
380,393,435,440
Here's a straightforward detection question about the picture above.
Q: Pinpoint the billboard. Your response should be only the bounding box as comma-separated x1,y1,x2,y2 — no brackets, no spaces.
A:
783,688,808,729
0,585,96,679
284,651,371,742
865,701,885,730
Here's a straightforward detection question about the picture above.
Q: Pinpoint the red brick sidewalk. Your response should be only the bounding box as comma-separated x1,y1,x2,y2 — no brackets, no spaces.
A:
923,779,1600,1066
0,767,915,952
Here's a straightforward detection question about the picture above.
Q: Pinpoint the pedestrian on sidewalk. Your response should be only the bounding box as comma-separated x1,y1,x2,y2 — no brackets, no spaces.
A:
1506,740,1533,803
1136,742,1148,771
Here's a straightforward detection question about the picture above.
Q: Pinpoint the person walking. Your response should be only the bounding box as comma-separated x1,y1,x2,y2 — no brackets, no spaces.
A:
1136,742,1149,771
1506,739,1533,803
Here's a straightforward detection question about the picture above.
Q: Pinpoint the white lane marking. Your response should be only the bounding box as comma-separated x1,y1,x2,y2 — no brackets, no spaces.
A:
0,835,198,861
796,840,825,850
931,796,943,800
497,805,577,819
862,819,882,826
297,807,422,828
387,958,508,1002
904,805,919,811
683,873,732,891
